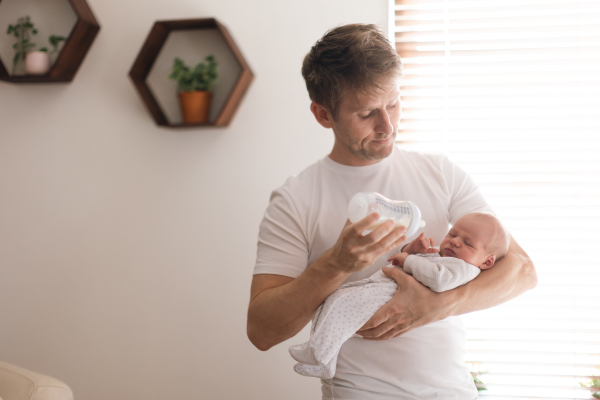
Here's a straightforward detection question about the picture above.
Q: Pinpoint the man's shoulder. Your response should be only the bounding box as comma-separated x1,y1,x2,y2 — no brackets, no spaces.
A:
267,157,327,210
277,158,324,193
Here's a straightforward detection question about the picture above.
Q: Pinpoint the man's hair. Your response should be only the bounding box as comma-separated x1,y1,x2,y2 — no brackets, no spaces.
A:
301,24,403,119
467,212,511,260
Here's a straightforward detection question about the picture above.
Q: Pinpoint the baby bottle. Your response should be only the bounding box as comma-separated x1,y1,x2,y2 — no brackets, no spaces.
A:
347,192,426,237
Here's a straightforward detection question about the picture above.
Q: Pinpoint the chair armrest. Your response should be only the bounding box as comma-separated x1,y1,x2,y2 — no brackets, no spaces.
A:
0,361,73,400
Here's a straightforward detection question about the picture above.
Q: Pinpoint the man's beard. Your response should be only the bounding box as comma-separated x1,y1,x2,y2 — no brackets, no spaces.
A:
350,133,396,161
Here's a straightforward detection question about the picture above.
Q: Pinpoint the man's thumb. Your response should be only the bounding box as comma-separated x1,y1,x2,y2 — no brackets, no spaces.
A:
383,266,410,287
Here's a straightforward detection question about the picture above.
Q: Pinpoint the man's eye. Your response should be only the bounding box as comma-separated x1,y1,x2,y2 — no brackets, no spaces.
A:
387,101,397,109
360,112,373,119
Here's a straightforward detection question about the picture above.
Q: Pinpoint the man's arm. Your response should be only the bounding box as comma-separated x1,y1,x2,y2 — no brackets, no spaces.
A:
357,234,536,340
447,234,537,314
247,259,347,351
247,214,407,351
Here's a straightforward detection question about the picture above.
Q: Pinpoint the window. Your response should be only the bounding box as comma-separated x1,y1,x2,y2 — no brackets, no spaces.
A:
392,0,600,398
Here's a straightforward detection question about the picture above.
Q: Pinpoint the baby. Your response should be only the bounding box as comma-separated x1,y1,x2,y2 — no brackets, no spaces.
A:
289,212,510,379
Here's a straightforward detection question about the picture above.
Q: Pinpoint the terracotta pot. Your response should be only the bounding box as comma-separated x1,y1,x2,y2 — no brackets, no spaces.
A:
25,51,50,75
178,91,212,124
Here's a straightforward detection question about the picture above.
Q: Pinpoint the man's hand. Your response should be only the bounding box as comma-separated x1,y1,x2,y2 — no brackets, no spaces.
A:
403,233,437,255
356,266,450,340
387,252,409,267
325,213,408,274
248,212,408,350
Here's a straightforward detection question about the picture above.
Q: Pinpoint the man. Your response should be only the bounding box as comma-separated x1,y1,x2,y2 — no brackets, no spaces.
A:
247,24,536,399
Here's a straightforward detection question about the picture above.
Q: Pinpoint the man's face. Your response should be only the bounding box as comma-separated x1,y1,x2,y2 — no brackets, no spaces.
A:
439,215,495,269
328,80,401,166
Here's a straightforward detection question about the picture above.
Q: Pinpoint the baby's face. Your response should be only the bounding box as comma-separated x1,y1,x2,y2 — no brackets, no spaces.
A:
439,214,496,269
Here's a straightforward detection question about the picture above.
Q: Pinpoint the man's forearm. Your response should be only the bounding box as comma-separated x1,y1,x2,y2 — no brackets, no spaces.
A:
248,216,408,348
247,251,351,351
442,236,537,317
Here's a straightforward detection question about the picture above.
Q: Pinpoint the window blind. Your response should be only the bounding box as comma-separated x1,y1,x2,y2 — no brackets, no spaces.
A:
392,0,600,398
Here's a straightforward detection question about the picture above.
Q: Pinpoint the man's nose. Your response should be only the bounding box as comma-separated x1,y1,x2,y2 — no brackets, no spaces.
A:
375,108,394,136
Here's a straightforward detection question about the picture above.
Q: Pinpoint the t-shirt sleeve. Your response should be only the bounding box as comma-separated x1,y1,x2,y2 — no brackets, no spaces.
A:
253,187,309,278
441,155,494,224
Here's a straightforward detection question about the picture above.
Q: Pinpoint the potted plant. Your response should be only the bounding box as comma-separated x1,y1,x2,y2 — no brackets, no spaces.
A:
6,16,37,75
168,55,219,124
7,16,66,75
25,35,66,75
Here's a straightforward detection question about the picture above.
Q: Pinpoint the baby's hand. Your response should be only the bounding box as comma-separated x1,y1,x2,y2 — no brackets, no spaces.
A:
387,252,410,268
404,233,437,255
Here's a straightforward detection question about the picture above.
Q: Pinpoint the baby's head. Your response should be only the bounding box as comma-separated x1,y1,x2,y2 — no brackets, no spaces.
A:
439,212,509,270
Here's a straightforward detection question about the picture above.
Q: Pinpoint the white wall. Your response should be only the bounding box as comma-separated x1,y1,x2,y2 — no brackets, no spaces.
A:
0,1,388,399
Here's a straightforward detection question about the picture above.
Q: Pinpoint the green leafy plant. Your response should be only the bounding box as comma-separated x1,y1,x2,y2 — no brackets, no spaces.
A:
39,35,66,55
6,16,66,74
580,378,600,399
467,362,488,393
168,55,219,92
473,375,487,393
6,16,38,67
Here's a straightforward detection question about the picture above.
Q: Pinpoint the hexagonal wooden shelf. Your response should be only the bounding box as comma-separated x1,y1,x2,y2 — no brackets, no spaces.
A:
129,18,253,128
0,0,100,83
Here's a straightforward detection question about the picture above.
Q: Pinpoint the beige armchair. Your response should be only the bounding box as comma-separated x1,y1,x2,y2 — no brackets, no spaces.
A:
0,361,73,400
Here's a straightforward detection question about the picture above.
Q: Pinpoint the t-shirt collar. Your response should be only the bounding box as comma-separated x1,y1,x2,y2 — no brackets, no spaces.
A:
322,145,395,176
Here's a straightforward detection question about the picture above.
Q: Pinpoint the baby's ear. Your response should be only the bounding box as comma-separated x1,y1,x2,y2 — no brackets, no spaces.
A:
480,254,496,270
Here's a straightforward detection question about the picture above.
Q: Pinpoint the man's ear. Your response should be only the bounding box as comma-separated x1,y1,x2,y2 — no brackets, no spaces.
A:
310,102,334,129
480,254,496,270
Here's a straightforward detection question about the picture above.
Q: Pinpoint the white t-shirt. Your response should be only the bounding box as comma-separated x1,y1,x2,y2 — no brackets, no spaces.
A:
254,147,492,400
